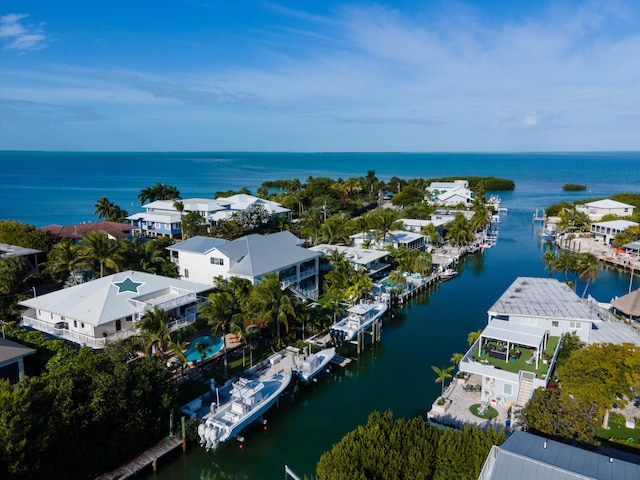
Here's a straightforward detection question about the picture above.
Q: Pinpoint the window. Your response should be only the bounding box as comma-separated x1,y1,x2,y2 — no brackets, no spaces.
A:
81,323,85,328
551,321,559,327
210,257,224,265
74,320,78,328
504,384,513,396
116,319,122,331
184,269,189,278
570,321,582,329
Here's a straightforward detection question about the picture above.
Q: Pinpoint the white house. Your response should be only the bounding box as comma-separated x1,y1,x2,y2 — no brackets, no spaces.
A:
127,194,290,238
459,277,606,408
19,271,211,349
426,180,474,206
349,230,426,251
167,232,322,299
576,199,635,221
309,244,391,278
590,219,638,245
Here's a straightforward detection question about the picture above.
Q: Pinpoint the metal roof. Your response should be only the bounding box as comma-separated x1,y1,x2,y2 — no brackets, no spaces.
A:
589,320,640,346
585,199,634,209
0,243,41,257
0,338,36,364
167,236,229,254
591,220,638,230
484,431,640,480
216,232,320,279
488,277,597,321
19,270,211,327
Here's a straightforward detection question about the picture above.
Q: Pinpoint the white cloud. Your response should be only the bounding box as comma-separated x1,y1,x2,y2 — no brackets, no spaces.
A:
0,13,47,52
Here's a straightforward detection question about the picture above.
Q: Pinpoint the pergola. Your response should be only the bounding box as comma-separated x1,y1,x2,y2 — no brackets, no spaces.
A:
479,320,547,370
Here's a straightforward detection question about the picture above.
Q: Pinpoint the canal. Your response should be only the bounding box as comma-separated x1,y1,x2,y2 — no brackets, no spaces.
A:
149,191,636,480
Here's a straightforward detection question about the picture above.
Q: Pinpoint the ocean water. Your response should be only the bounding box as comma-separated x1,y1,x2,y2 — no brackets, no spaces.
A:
2,151,640,227
2,151,639,479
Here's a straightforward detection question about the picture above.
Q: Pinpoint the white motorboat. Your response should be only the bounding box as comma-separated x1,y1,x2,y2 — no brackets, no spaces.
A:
439,268,458,280
330,301,388,344
297,347,336,382
198,371,292,451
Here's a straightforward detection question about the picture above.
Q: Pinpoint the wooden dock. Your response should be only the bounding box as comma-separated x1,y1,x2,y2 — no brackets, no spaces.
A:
95,436,183,480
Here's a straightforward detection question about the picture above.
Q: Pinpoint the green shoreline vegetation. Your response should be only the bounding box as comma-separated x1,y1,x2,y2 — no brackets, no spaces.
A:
3,171,635,479
562,183,587,191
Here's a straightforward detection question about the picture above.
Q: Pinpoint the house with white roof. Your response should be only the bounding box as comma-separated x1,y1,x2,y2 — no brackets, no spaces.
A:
426,180,474,206
1,243,42,276
576,199,635,221
127,194,290,238
19,271,211,349
590,219,638,245
478,430,640,480
167,232,321,299
349,230,426,251
309,244,391,278
459,277,605,408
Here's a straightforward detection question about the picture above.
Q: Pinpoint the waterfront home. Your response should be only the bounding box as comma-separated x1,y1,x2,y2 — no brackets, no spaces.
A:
0,338,35,385
349,230,426,251
0,243,41,276
425,180,474,206
430,209,475,223
590,219,638,245
478,430,640,480
459,277,609,408
19,271,211,349
398,217,447,236
309,244,391,278
40,221,134,242
576,199,635,221
127,194,290,239
167,232,321,299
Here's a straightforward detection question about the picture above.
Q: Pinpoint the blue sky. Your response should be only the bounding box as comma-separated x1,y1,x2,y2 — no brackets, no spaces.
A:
1,1,640,152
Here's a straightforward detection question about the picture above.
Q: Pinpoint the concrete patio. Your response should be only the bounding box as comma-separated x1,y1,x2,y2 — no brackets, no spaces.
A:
427,373,511,431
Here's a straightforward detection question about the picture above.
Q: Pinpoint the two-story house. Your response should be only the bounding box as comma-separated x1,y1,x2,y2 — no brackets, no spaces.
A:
167,231,321,299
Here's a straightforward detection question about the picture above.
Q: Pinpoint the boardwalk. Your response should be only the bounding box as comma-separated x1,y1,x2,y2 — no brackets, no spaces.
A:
95,437,183,480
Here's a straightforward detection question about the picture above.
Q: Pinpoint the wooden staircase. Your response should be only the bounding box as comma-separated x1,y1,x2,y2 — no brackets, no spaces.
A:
516,372,535,406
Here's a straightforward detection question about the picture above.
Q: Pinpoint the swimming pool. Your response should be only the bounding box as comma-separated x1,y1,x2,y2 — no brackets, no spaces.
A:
183,335,224,363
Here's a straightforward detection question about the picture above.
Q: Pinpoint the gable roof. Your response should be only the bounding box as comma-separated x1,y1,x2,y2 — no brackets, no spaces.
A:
40,221,134,240
216,232,320,278
0,338,36,364
19,270,211,327
482,430,640,480
0,243,41,257
488,277,597,321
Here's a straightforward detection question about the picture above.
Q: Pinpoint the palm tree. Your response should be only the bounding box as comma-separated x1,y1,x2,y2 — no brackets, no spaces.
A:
450,352,464,365
555,252,576,284
138,186,154,205
199,291,243,378
386,269,407,289
413,252,432,276
542,250,556,277
94,196,115,220
345,271,374,304
467,329,482,346
137,306,185,362
74,231,121,277
249,273,296,348
432,365,454,397
43,239,79,281
577,252,599,298
371,209,398,247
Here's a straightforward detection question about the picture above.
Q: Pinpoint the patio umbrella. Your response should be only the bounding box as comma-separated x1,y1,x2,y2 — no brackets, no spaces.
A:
611,289,640,318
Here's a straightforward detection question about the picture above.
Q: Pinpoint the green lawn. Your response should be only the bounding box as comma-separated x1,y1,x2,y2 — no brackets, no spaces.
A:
594,421,640,446
472,336,559,378
470,404,498,419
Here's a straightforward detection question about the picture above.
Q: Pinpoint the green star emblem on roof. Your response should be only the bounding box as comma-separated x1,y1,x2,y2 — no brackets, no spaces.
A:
112,276,144,294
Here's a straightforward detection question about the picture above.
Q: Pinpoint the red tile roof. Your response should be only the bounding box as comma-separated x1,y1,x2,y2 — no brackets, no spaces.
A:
40,221,134,240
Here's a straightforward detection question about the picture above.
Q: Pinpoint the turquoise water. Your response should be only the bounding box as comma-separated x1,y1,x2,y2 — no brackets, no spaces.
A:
1,151,639,478
184,336,223,363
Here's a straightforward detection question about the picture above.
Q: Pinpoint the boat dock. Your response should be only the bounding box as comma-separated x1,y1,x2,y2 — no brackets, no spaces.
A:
96,436,184,480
